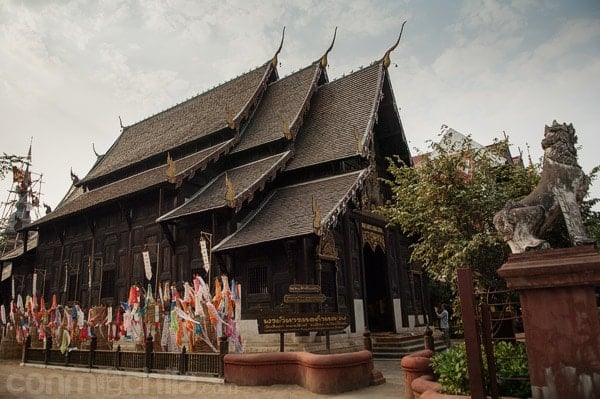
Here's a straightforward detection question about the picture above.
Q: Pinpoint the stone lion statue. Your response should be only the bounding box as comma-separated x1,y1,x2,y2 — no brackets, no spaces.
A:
493,121,596,253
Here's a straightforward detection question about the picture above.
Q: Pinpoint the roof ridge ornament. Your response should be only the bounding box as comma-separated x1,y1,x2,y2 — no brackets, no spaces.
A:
312,196,322,236
92,143,102,158
354,127,363,154
281,115,292,140
271,27,285,68
166,153,176,183
225,173,236,208
225,105,235,129
383,21,407,69
319,26,337,69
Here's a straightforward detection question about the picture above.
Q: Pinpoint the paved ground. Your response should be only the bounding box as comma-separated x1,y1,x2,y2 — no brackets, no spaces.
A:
0,358,405,398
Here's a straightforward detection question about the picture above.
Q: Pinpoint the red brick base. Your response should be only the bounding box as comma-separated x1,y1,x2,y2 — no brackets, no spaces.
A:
224,350,376,394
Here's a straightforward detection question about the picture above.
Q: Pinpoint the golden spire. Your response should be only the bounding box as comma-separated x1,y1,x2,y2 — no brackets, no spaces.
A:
282,115,292,140
166,153,176,183
225,173,236,208
271,27,285,68
225,105,235,129
312,196,322,236
319,26,337,69
526,142,534,169
383,21,407,69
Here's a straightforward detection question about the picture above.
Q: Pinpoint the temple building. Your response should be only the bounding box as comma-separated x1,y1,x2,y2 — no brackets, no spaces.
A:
19,31,429,348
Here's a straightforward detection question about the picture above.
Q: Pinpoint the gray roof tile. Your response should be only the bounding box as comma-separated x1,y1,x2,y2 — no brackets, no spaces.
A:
158,151,292,221
213,170,368,252
82,62,273,183
31,141,233,226
286,63,383,171
232,64,321,153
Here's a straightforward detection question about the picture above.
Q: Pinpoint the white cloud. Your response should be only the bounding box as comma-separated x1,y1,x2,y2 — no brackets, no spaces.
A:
529,18,600,64
0,0,598,210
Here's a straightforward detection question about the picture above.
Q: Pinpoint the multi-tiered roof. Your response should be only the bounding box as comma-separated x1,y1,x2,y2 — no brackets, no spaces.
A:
30,28,412,253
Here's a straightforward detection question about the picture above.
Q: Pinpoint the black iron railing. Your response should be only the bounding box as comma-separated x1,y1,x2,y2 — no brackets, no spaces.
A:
22,334,226,378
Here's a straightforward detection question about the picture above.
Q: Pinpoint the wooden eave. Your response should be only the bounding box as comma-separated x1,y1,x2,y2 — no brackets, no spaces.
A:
157,151,292,223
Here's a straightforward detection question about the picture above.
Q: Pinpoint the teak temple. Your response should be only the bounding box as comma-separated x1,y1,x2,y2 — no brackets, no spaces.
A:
1,29,430,350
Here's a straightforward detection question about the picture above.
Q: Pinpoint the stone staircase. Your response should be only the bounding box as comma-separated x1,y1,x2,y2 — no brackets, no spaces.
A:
371,331,446,359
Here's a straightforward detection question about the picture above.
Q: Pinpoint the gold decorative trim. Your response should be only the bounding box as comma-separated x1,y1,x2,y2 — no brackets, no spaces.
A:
318,230,339,260
166,153,176,184
271,27,285,68
225,173,236,208
312,196,322,236
361,222,385,252
319,27,337,69
383,21,406,69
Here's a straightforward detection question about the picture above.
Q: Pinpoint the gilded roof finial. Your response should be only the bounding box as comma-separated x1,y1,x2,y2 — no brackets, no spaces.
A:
354,127,363,154
225,173,236,208
526,142,534,169
281,115,292,140
383,21,407,69
312,196,322,236
225,105,235,129
319,26,337,69
166,153,176,183
271,27,285,68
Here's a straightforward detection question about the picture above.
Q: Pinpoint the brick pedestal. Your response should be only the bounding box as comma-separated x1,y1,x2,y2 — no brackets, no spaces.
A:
498,245,600,399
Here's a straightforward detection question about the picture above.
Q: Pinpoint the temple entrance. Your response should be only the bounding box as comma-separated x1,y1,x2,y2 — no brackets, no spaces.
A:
363,244,395,332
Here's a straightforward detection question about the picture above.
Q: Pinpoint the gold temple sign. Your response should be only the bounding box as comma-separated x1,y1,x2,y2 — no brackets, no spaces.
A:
288,284,321,293
284,293,326,304
257,313,349,334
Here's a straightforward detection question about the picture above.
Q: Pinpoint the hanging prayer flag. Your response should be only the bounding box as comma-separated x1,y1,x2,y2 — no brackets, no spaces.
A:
88,257,92,288
32,272,37,296
199,237,210,272
142,251,152,280
63,264,68,293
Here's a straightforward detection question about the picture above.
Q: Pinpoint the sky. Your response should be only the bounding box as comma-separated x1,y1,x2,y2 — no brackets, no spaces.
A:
1,0,599,218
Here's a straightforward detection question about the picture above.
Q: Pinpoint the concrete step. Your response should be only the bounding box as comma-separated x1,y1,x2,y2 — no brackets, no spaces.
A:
371,333,446,359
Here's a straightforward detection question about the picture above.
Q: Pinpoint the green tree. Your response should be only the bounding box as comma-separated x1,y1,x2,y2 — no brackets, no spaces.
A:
582,166,600,243
378,135,599,311
377,136,539,300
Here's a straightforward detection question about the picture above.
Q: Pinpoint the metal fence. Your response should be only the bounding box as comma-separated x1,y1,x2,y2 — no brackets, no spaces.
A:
457,268,528,399
22,334,227,378
477,291,528,399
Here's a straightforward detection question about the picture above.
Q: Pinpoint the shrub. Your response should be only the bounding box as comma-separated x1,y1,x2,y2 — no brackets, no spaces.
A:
430,341,531,398
430,343,471,395
494,341,531,398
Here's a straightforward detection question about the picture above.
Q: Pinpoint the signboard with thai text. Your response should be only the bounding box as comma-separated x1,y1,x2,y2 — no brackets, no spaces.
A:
288,284,321,294
283,293,326,304
257,312,349,334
